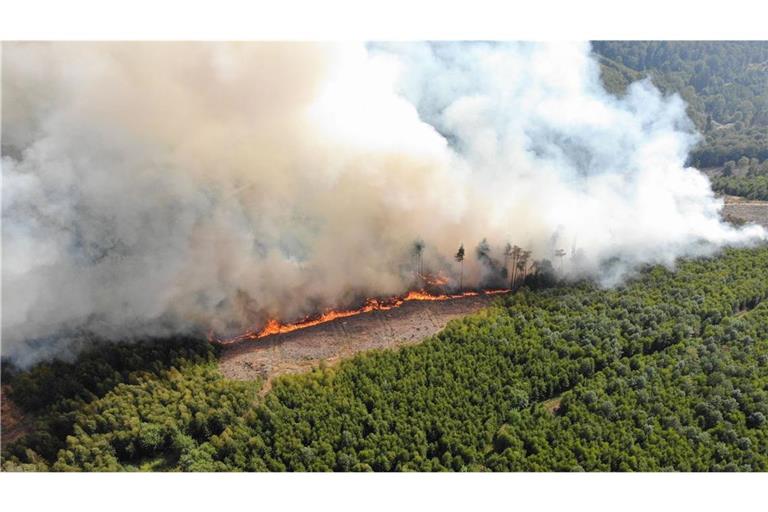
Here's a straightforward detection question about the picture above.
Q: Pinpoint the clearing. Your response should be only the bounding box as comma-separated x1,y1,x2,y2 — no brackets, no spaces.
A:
721,195,768,227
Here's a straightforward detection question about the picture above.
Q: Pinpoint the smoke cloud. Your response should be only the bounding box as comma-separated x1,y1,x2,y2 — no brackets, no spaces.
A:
2,42,764,365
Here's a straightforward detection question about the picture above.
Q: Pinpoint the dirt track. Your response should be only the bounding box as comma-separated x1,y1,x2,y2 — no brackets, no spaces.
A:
722,195,768,227
219,293,507,386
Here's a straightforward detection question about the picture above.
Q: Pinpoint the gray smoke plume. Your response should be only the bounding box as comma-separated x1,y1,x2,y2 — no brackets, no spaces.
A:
2,42,764,365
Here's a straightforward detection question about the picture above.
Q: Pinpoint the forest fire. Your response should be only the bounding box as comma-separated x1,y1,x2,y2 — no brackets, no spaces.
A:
212,288,508,345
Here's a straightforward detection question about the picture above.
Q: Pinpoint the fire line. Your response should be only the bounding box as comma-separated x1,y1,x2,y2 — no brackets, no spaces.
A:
212,288,508,345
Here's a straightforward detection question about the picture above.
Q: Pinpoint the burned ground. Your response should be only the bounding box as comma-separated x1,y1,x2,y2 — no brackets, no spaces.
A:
218,293,506,387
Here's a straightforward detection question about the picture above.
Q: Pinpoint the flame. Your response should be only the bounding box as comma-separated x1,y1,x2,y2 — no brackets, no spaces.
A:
418,272,451,287
403,290,471,301
213,288,508,345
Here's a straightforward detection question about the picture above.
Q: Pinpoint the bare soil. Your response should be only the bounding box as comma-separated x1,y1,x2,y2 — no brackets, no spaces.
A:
722,195,768,227
219,293,507,388
543,396,563,415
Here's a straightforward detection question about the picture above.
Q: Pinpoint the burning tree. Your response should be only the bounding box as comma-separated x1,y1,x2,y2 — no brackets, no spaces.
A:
413,239,425,280
455,243,465,291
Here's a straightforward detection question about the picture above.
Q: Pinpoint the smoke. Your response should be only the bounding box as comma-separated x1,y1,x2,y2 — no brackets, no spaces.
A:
2,41,764,365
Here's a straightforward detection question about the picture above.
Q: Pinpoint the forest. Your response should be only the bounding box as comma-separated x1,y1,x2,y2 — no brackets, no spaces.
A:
708,156,768,201
593,41,768,175
3,41,768,473
3,246,767,471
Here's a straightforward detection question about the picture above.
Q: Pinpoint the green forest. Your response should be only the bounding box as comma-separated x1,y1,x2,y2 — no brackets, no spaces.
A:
3,246,768,471
593,41,768,185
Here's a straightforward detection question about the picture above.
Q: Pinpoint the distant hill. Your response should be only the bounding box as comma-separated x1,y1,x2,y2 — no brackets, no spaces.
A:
593,41,768,171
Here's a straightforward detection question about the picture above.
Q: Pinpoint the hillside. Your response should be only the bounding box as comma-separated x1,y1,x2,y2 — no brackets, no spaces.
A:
593,41,768,185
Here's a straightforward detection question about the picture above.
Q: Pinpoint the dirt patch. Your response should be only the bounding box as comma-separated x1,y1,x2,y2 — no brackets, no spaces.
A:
1,386,34,451
721,195,768,227
219,293,507,387
543,396,562,415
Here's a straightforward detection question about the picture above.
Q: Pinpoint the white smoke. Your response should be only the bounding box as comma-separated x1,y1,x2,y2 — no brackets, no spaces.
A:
378,42,766,282
2,41,763,365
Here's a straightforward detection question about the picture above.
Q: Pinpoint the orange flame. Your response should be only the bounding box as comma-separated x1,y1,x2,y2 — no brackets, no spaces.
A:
418,272,451,287
213,288,508,345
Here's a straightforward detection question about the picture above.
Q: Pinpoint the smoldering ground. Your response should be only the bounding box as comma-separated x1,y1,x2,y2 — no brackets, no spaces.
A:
2,42,764,365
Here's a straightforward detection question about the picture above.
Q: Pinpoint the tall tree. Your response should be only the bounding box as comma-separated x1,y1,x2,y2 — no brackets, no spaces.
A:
517,250,531,286
455,244,465,291
510,245,522,289
413,239,425,280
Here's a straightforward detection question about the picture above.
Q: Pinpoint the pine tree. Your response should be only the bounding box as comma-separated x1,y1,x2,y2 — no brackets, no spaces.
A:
413,239,425,281
455,244,465,291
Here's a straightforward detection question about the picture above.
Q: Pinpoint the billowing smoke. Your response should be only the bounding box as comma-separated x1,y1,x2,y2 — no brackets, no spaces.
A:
2,42,764,365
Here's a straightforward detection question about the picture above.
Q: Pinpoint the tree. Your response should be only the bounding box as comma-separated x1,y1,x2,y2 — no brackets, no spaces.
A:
476,239,491,262
528,258,557,288
503,243,513,281
455,244,465,291
517,250,531,286
554,249,567,271
413,239,425,280
509,246,522,289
